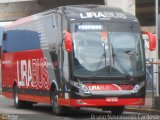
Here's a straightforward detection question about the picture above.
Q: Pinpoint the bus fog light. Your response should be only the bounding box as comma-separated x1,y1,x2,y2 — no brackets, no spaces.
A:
77,99,87,105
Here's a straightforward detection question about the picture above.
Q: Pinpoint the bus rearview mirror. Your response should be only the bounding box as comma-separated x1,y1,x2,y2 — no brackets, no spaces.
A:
64,31,72,52
143,31,156,51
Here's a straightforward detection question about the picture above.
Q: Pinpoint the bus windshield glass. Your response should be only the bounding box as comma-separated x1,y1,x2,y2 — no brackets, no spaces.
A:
71,21,145,78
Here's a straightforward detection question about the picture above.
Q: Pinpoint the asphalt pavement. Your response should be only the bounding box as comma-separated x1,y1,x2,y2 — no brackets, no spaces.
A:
0,95,160,120
126,91,160,114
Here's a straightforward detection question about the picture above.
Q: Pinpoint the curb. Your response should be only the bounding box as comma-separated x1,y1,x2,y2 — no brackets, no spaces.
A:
125,108,160,114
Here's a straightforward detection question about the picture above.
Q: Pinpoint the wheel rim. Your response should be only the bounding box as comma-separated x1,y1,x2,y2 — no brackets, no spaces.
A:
15,90,19,104
54,95,58,108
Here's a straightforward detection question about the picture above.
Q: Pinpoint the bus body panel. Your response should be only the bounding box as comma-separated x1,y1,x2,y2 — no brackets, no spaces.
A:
2,49,51,103
1,5,146,109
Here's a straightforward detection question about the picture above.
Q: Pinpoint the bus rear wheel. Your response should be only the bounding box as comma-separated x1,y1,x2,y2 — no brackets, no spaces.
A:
110,106,124,115
13,86,33,108
13,86,24,108
51,89,67,115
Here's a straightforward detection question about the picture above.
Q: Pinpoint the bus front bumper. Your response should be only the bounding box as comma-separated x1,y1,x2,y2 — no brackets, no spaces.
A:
59,98,145,107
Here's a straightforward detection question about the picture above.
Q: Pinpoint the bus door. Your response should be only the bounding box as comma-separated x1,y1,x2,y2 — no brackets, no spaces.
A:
59,15,70,98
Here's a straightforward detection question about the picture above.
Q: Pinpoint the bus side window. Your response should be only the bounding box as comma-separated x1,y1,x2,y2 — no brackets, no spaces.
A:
4,30,40,53
3,32,7,41
0,28,4,58
50,47,59,68
2,32,7,53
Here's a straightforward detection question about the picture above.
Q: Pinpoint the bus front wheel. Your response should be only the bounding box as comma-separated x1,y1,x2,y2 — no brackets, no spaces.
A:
51,89,67,115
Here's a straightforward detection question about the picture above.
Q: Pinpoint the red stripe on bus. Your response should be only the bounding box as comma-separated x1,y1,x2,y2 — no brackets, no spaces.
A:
58,98,71,106
2,92,13,99
19,94,50,104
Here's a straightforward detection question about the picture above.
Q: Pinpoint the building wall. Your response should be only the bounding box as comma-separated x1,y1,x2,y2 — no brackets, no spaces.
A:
105,0,135,15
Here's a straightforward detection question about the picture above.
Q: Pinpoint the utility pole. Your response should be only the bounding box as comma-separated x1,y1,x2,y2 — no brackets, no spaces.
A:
153,0,160,110
155,0,159,97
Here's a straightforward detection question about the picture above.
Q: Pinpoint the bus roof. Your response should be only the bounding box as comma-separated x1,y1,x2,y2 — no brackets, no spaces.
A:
57,5,138,22
5,5,138,29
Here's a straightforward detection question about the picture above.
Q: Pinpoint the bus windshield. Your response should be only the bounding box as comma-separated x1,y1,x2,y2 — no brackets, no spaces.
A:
71,22,145,78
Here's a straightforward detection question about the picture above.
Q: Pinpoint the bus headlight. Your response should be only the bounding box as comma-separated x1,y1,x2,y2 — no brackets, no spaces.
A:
78,83,91,94
132,81,145,93
71,81,91,94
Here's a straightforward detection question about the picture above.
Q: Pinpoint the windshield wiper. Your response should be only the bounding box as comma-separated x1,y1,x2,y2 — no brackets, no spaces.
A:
124,49,136,55
111,44,130,79
91,52,106,77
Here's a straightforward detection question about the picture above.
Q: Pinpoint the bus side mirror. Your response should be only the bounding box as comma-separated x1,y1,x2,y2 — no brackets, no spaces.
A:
64,31,72,52
143,31,156,51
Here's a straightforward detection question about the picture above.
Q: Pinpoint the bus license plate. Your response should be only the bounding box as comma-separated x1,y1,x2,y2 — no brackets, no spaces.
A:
106,97,118,102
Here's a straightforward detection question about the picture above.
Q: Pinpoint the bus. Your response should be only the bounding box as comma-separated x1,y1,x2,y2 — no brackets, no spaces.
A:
1,5,156,115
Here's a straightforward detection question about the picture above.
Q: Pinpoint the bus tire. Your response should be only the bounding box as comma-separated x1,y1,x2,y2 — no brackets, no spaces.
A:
51,89,67,115
13,86,24,108
111,106,124,115
23,101,33,108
